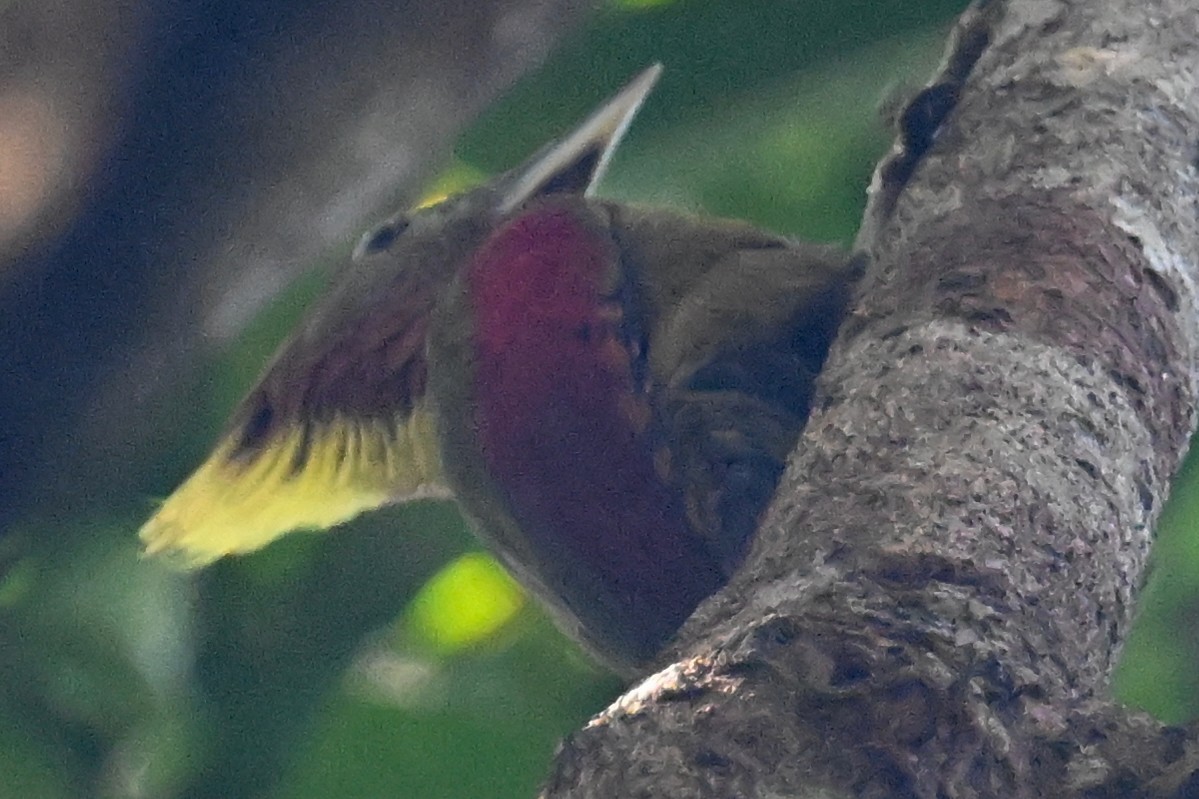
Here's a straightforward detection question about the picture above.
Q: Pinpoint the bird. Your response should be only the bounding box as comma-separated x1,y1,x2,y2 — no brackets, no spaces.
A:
139,65,858,672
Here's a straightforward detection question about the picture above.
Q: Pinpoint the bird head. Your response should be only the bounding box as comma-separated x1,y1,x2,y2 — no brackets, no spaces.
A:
139,65,663,565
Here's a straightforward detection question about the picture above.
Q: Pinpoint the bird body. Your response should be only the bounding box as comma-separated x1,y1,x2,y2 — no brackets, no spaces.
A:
430,195,850,667
140,66,857,670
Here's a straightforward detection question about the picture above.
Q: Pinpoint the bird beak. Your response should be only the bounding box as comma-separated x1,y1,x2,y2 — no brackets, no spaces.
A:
494,63,662,216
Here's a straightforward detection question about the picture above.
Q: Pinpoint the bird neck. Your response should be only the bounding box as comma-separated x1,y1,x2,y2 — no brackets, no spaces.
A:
464,198,725,660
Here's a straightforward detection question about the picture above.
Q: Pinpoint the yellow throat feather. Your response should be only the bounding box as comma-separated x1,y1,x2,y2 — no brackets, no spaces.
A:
139,403,446,566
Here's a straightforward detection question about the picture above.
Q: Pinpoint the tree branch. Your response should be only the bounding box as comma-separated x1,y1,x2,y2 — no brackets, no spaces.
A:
542,0,1199,795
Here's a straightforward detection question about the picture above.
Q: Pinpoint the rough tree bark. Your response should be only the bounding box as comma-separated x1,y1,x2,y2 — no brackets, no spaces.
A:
542,1,1199,796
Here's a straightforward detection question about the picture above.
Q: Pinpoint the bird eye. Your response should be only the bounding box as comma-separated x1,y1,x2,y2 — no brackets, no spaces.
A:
353,215,411,260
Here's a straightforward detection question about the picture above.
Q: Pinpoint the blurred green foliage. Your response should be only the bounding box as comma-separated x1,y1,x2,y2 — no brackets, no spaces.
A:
5,1,1197,797
1115,451,1199,723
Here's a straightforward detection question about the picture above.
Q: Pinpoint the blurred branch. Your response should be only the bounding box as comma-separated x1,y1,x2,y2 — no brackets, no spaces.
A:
0,0,151,274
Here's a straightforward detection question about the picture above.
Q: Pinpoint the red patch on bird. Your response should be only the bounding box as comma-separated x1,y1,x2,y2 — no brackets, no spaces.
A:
466,201,723,646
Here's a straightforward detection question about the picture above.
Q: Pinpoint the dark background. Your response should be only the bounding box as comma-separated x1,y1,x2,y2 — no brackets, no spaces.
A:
1,1,1194,796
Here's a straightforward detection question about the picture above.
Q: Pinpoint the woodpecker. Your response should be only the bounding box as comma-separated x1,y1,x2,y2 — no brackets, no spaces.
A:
140,65,857,672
